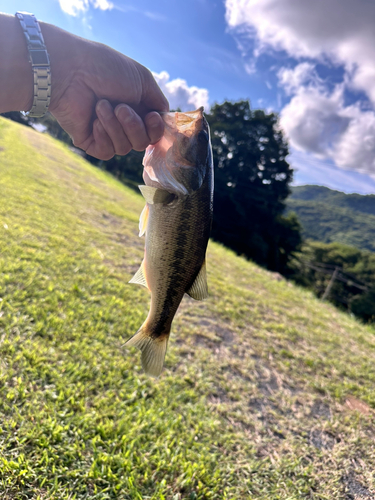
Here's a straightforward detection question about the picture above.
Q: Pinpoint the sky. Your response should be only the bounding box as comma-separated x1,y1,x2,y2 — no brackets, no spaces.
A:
2,0,375,194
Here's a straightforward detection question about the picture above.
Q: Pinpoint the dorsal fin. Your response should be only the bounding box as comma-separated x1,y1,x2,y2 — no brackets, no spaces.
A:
138,185,174,205
186,260,208,300
129,260,149,290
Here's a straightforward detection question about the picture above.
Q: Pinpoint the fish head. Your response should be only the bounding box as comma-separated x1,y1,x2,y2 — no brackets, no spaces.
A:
172,109,210,167
143,107,212,197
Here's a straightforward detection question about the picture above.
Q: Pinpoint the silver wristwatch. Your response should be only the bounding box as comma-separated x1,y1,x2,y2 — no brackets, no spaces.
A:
16,12,51,118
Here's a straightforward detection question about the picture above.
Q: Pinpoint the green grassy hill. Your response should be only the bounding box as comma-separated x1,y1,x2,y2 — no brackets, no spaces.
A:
287,185,375,252
1,117,375,499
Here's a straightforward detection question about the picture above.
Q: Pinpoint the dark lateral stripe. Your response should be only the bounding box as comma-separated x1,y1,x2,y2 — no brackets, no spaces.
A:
148,164,213,339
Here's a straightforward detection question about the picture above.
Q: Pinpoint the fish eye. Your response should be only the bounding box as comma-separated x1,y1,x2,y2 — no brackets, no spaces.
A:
166,193,177,205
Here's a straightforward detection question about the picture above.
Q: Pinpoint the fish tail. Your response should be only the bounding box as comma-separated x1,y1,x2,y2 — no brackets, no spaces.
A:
125,323,169,377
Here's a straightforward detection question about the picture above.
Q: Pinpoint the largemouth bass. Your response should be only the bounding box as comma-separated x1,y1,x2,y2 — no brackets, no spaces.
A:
126,107,214,376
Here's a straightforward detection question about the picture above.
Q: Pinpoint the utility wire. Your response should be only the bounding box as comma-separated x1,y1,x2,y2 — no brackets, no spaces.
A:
335,273,368,291
301,260,371,291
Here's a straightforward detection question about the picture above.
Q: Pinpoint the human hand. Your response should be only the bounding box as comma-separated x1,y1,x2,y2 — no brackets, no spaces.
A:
41,23,169,160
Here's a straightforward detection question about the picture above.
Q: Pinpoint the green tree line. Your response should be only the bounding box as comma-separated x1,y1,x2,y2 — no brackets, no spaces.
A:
290,241,375,323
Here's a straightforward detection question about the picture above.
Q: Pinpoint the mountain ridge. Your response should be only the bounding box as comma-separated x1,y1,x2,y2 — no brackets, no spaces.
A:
287,184,375,252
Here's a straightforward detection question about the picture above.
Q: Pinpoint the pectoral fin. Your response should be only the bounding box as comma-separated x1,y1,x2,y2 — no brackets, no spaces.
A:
139,204,149,236
129,260,149,290
138,185,174,205
186,260,208,300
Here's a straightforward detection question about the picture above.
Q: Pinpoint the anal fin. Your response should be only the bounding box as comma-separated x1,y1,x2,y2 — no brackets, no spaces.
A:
186,259,208,300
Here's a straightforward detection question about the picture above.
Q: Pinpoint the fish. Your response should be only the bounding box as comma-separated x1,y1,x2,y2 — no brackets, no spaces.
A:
125,107,214,377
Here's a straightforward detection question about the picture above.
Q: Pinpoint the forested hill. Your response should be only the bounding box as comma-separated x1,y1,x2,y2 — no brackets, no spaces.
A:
291,185,375,214
287,185,375,252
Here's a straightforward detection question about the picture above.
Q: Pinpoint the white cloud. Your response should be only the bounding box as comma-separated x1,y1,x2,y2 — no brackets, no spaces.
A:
225,0,375,103
225,0,375,177
277,63,318,96
152,71,209,112
225,0,375,101
334,107,375,174
59,0,113,16
280,85,349,156
280,81,375,177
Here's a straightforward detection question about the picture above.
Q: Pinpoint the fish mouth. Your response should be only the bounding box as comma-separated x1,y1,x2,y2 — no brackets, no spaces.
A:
143,107,210,196
161,107,207,137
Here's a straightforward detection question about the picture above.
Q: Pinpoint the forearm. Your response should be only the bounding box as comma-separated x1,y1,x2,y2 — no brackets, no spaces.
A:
0,13,33,113
0,13,83,114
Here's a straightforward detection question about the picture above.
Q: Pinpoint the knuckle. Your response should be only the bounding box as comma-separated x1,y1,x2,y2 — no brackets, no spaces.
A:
148,128,163,144
101,152,114,161
96,146,114,161
120,110,138,126
115,145,132,156
133,140,150,152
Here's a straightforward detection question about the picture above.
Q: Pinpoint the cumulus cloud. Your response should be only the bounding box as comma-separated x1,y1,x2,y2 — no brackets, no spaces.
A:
59,0,113,16
279,76,375,176
225,0,375,100
280,85,349,156
225,0,375,177
152,71,209,112
334,107,375,174
277,63,318,96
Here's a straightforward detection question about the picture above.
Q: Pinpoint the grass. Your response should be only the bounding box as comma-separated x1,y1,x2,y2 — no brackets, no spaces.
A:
0,117,375,499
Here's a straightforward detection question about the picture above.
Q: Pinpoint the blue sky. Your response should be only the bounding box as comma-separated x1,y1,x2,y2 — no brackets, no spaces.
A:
2,0,375,194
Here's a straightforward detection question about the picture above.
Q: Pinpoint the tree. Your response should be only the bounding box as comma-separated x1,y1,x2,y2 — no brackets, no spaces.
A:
206,100,301,272
350,289,375,322
290,241,375,323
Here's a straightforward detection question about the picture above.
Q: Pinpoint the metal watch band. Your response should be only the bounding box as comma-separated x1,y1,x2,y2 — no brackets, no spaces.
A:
16,12,51,118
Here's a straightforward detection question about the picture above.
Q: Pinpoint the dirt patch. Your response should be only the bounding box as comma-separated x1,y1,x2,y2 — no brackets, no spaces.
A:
213,324,235,344
258,372,281,395
342,471,375,499
309,429,337,450
194,334,216,348
310,398,332,420
345,396,372,416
